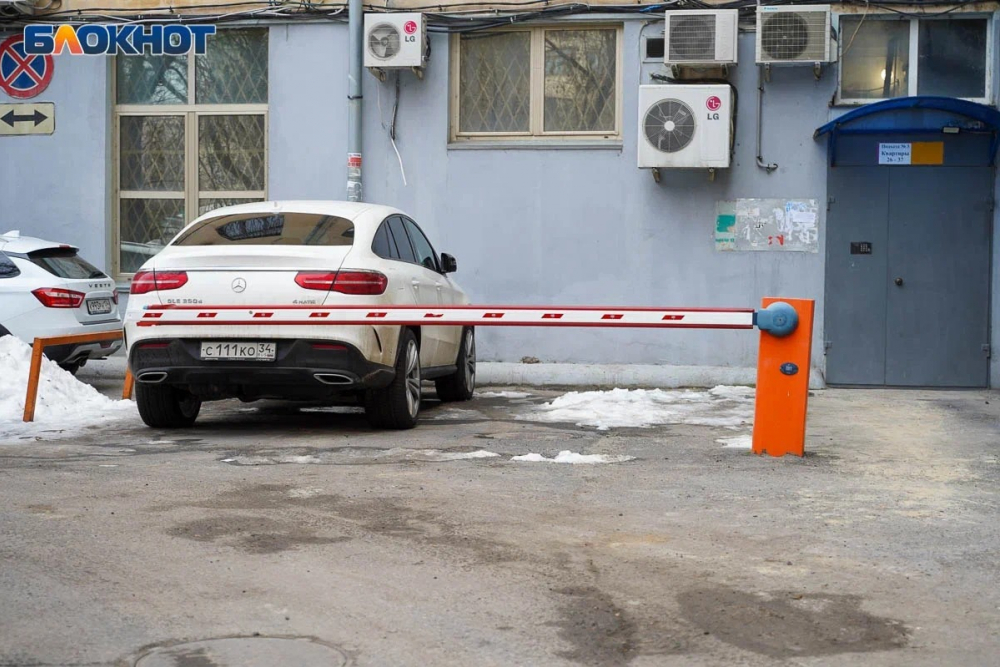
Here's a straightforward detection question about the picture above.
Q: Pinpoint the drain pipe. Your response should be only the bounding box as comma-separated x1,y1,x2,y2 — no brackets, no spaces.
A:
756,65,778,173
346,0,363,201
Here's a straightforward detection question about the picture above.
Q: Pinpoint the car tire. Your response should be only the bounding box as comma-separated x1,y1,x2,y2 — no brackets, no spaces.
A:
435,327,475,402
365,328,421,430
135,383,201,428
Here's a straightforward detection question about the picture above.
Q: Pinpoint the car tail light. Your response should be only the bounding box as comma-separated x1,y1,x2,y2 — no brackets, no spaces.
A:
295,272,337,291
130,270,188,295
332,270,388,295
111,290,119,305
137,341,170,349
313,343,348,351
32,288,85,308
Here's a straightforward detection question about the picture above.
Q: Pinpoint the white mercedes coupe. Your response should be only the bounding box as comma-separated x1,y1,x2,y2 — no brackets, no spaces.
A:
124,201,475,430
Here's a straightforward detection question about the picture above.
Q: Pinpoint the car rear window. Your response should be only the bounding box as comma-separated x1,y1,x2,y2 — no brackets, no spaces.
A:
28,248,106,279
0,252,20,278
174,213,355,247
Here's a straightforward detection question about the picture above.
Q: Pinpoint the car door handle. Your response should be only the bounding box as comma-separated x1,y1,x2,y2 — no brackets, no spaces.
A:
411,279,420,287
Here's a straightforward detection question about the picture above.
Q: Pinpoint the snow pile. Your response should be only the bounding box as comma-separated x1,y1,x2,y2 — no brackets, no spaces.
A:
521,386,753,430
0,336,135,440
511,450,635,464
716,434,753,449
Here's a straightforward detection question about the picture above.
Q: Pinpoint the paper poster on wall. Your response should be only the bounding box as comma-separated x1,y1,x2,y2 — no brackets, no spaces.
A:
714,200,737,251
716,199,819,252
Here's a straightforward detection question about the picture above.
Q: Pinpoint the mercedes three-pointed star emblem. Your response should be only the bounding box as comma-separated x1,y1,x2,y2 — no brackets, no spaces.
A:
231,277,247,293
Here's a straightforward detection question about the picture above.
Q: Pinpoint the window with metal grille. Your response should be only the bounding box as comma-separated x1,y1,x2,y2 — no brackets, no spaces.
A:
838,16,990,104
451,26,621,142
113,28,268,276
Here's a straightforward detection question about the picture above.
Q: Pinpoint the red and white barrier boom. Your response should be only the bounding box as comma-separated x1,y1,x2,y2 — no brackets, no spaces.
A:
136,298,814,458
138,305,754,330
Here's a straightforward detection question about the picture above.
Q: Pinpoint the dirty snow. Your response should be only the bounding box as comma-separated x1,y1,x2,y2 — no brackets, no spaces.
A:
477,391,532,399
520,386,753,430
511,450,635,464
716,434,753,449
0,336,136,440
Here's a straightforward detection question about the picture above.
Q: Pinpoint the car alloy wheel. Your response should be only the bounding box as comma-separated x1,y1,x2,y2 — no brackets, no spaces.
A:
463,332,476,392
405,339,421,418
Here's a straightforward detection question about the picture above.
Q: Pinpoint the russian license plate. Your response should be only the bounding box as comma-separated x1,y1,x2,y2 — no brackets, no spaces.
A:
200,341,276,361
86,298,112,315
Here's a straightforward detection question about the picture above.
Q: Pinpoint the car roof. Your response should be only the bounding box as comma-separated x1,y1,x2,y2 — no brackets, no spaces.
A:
0,231,77,254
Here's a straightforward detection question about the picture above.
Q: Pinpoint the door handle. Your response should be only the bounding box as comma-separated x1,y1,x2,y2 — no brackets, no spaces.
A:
894,277,903,287
411,279,420,288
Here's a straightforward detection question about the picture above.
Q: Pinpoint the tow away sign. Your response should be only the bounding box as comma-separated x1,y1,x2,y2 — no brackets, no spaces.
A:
0,102,54,136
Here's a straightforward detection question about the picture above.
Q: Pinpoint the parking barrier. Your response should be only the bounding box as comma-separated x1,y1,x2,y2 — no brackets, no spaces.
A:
22,330,124,423
136,298,814,457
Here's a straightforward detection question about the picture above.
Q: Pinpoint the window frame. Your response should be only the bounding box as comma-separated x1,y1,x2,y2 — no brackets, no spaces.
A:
835,13,993,106
111,30,269,279
449,24,624,144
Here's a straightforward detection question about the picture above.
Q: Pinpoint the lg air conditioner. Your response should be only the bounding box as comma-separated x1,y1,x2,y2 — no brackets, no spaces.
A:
638,84,732,170
364,13,427,69
664,9,739,66
756,5,833,64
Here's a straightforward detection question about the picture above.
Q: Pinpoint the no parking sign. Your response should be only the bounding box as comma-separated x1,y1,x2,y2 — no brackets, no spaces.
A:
0,34,53,99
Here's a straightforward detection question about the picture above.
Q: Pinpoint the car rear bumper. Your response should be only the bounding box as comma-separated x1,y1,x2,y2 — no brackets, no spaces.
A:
128,338,395,401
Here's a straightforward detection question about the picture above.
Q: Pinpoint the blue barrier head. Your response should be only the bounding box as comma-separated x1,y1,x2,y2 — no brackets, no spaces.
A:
755,301,799,337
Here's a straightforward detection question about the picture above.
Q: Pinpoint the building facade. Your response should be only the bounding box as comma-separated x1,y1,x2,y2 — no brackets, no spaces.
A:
2,2,998,387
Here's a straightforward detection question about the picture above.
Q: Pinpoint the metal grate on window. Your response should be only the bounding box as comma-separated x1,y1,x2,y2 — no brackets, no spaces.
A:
459,32,531,133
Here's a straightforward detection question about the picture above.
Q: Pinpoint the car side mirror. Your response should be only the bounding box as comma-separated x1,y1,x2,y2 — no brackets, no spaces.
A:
440,253,457,273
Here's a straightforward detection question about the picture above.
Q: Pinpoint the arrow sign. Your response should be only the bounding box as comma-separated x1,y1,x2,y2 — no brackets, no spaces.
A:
0,103,54,136
1,108,47,127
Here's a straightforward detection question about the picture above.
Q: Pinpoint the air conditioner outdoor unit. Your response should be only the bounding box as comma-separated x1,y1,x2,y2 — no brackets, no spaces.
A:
756,5,833,64
664,9,739,66
364,13,426,69
638,84,732,170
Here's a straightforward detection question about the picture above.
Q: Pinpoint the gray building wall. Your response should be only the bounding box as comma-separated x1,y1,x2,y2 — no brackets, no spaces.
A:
0,44,110,270
2,21,997,385
271,23,833,375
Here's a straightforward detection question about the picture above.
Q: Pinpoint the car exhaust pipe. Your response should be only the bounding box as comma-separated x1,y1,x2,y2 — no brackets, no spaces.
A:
314,373,354,386
137,371,167,384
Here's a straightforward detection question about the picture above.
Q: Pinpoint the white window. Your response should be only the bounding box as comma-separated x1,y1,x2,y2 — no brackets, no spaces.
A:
450,26,622,143
113,28,268,276
838,15,991,105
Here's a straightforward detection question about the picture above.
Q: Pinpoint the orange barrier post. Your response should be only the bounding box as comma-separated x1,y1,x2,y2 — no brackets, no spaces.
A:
22,330,124,423
752,298,815,457
122,369,134,400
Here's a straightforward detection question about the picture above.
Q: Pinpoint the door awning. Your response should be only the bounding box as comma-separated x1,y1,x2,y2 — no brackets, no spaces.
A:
814,96,1000,164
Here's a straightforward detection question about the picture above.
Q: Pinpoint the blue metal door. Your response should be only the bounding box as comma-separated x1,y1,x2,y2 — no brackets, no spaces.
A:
826,161,992,387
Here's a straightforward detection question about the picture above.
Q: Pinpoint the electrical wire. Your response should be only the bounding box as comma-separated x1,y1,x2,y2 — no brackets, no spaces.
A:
390,71,408,187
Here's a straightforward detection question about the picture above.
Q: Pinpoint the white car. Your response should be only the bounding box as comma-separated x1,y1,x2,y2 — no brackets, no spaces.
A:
124,201,476,430
0,231,123,373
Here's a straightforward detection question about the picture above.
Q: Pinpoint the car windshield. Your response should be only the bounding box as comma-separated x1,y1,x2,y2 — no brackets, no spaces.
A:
173,212,355,247
28,248,106,279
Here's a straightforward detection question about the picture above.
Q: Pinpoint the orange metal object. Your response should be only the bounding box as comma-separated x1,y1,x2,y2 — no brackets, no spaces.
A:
752,298,815,457
122,369,134,400
21,330,124,422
